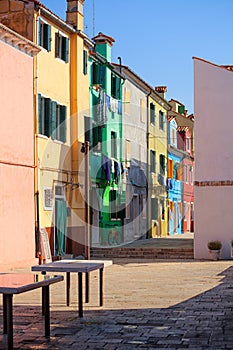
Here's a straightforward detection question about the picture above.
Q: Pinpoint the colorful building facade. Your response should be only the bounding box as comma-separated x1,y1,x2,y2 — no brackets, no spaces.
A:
88,33,125,246
0,0,91,258
0,23,40,270
113,64,148,242
148,87,171,237
168,99,194,235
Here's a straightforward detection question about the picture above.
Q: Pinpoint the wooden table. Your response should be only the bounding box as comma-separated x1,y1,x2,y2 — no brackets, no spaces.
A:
0,273,63,350
31,260,104,317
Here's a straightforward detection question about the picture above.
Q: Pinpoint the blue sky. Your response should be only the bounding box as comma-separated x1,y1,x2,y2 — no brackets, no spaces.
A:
42,0,233,113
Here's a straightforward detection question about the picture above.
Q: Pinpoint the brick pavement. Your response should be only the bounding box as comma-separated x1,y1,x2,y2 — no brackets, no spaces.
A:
1,259,233,349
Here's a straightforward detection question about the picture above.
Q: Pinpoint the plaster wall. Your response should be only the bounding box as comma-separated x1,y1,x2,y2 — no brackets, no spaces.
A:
0,39,36,270
194,58,233,259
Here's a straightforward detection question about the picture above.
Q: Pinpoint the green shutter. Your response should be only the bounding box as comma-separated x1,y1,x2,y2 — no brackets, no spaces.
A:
178,105,185,114
62,37,69,63
99,65,105,89
38,18,41,46
38,93,42,134
116,76,121,99
51,101,57,139
83,50,87,75
60,105,67,143
47,24,51,51
55,32,59,57
44,98,51,137
92,63,99,85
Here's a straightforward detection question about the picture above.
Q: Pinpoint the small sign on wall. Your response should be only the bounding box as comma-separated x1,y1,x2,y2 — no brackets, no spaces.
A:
39,228,52,263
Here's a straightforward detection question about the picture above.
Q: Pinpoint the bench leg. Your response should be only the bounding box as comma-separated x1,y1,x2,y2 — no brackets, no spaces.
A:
42,286,50,337
99,268,103,306
66,272,70,306
85,272,89,303
4,294,13,350
78,273,83,317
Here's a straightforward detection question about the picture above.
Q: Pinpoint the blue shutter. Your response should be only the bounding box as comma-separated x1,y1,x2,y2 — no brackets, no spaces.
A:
47,24,51,51
60,105,67,143
44,98,51,137
51,101,57,139
38,93,42,134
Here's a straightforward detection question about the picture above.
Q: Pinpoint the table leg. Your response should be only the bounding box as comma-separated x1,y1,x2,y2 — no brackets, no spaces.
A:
66,272,70,306
78,273,83,317
42,286,50,337
99,268,104,306
5,294,13,350
3,294,7,334
85,272,89,303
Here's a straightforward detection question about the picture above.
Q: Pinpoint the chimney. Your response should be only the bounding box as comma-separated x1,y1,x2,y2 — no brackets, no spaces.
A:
66,0,84,31
155,86,167,99
93,32,115,61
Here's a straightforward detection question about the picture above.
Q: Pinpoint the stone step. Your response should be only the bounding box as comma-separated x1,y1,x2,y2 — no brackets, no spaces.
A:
91,247,194,260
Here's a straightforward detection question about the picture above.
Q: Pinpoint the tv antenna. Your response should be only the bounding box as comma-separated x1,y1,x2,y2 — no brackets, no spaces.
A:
92,0,95,37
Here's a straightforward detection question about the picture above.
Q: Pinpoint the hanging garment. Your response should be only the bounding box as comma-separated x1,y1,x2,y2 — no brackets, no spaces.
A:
102,155,111,181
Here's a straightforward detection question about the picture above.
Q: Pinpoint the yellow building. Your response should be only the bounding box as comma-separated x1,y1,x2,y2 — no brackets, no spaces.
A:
0,0,91,258
148,87,171,237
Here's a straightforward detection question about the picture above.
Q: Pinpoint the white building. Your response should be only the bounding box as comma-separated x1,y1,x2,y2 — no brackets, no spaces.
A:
193,57,233,259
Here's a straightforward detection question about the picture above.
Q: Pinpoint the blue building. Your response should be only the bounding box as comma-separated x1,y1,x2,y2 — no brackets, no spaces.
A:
167,118,183,235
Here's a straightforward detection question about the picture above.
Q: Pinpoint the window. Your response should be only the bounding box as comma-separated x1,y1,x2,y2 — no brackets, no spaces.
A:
190,166,194,184
140,99,146,123
150,103,156,124
124,87,131,115
38,19,51,51
83,50,88,75
168,159,174,178
176,163,183,181
38,94,67,142
55,104,67,142
110,189,119,220
159,110,165,130
125,186,131,219
142,194,147,219
125,140,131,168
111,73,121,99
184,165,189,183
151,197,158,220
55,32,69,62
92,63,105,88
159,154,166,175
186,137,191,152
150,150,156,173
171,128,176,145
92,125,103,151
178,105,185,114
111,131,117,159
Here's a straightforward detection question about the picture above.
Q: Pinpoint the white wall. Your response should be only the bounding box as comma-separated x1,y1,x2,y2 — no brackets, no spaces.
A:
194,58,233,259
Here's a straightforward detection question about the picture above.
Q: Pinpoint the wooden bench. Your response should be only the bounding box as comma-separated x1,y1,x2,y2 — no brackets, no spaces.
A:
0,273,63,350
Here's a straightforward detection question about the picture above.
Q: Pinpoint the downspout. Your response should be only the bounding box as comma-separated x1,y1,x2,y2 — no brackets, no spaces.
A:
146,89,152,238
34,10,40,260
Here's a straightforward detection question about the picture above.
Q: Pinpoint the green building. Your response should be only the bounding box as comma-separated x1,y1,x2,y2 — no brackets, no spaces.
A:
88,32,125,246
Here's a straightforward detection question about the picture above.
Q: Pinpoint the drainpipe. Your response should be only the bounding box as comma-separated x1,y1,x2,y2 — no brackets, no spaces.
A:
146,89,152,239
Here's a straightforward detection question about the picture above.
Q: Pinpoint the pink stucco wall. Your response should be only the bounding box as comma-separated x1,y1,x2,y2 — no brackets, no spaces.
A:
194,58,233,259
0,39,36,270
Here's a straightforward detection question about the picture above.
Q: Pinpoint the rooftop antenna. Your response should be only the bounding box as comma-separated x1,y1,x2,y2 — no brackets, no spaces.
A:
92,0,95,37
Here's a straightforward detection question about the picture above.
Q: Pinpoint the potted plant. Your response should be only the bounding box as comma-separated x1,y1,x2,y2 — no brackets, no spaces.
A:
208,240,222,260
230,240,233,258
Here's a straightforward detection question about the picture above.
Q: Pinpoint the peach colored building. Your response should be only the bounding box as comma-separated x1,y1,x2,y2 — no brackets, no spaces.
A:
193,57,233,259
0,23,40,270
